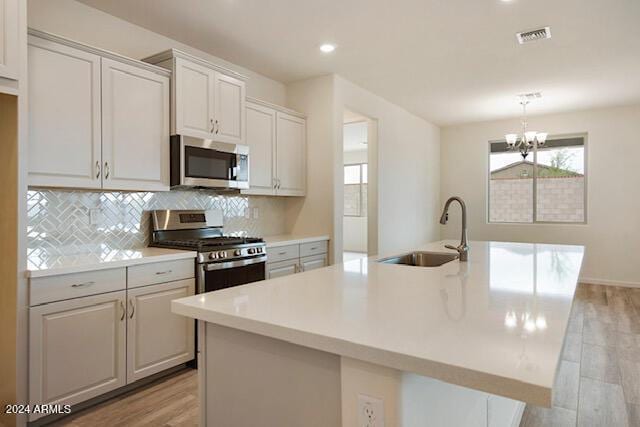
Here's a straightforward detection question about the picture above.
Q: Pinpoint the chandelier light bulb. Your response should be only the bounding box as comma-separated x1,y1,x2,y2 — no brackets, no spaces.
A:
536,132,548,145
505,134,518,146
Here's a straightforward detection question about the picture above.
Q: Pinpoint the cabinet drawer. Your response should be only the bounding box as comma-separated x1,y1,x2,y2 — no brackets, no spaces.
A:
300,254,328,272
300,240,328,258
30,268,126,306
267,244,299,263
266,259,299,279
127,259,195,289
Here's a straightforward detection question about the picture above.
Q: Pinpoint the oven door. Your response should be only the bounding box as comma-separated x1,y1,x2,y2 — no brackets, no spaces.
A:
175,135,249,189
198,256,266,293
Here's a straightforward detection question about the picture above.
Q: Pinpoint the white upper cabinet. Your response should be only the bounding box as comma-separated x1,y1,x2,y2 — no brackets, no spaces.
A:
144,49,246,144
174,56,215,139
242,99,306,197
243,101,276,195
214,72,246,144
276,111,306,196
0,0,18,81
101,58,170,191
27,31,171,191
28,35,102,189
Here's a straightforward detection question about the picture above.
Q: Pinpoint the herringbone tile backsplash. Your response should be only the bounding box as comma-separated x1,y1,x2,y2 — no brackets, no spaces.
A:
27,189,287,257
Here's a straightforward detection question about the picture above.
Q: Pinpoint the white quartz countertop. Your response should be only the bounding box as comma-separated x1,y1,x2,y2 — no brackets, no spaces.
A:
172,240,584,406
27,247,197,278
263,234,330,248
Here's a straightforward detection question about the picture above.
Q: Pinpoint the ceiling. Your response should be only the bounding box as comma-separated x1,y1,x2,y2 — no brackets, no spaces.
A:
77,0,640,125
344,121,368,152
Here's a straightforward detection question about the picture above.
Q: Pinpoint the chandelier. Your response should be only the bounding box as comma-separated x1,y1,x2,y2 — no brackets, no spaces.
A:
505,98,547,159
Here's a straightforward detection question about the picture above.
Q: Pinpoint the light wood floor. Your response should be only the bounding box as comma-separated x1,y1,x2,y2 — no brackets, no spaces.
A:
521,284,640,427
48,284,640,427
50,369,199,427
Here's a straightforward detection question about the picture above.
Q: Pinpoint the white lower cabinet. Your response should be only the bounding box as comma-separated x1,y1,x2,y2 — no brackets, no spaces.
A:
126,279,195,382
29,291,127,419
29,262,196,421
266,259,299,279
266,239,329,279
300,254,328,272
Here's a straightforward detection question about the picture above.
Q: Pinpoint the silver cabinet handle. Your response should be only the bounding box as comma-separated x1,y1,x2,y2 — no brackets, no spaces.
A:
210,118,215,133
119,300,125,321
96,161,101,179
215,119,219,134
278,179,282,189
278,251,287,256
155,270,172,275
310,247,318,251
129,298,135,319
104,162,110,179
71,281,95,288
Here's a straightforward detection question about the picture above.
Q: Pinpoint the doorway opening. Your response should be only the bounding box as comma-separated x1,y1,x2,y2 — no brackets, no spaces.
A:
343,110,370,263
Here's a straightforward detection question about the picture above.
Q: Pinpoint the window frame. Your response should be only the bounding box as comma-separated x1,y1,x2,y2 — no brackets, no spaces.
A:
486,132,588,225
344,163,368,218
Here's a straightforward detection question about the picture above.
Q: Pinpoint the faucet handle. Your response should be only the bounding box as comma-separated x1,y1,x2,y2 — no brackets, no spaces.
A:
445,244,459,251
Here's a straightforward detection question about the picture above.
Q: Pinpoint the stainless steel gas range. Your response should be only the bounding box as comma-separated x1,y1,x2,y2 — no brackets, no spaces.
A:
149,209,267,293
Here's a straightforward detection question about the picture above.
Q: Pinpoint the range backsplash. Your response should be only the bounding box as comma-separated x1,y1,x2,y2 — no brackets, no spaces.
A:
27,188,288,257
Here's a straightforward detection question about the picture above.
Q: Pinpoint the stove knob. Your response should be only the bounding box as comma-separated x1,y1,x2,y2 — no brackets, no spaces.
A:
218,251,226,258
257,247,263,253
234,249,242,256
208,252,217,260
248,248,256,254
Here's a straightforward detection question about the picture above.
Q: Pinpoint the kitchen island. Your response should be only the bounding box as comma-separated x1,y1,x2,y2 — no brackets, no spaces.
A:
172,240,584,426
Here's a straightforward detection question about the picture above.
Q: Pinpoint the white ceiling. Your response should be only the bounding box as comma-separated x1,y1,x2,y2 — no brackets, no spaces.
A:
77,0,640,125
344,121,368,152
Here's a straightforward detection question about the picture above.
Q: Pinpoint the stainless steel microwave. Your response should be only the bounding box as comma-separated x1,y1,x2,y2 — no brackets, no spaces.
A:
170,135,249,189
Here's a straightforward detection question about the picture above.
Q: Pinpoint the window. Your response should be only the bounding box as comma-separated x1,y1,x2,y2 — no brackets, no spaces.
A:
488,135,586,223
344,164,367,217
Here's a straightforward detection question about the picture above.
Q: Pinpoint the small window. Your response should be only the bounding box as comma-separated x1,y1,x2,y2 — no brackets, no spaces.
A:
344,164,367,217
489,135,586,223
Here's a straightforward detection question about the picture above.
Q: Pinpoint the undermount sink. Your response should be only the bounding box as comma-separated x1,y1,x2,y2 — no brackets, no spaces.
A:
378,251,459,267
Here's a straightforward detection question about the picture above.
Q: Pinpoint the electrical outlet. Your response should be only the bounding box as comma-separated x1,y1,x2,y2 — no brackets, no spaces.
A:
358,394,384,427
252,207,259,219
89,208,103,226
244,207,251,219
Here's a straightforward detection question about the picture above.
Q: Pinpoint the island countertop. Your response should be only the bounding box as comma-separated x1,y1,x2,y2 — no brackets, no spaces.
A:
171,240,584,406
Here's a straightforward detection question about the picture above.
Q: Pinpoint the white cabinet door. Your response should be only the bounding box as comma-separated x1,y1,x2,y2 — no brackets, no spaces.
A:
242,101,276,195
214,72,245,144
28,36,102,189
0,0,18,80
174,56,215,139
276,112,306,196
101,58,170,191
126,279,195,383
29,291,126,421
266,259,299,279
300,254,328,272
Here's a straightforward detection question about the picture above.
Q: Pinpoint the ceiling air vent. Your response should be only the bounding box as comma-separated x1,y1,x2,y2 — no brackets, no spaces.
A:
517,92,542,102
516,27,551,44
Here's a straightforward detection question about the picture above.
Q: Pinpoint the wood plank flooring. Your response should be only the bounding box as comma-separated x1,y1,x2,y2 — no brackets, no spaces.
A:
49,369,198,427
521,284,640,427
46,283,640,427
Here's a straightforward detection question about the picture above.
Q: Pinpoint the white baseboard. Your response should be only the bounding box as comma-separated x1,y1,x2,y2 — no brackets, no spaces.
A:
579,277,640,289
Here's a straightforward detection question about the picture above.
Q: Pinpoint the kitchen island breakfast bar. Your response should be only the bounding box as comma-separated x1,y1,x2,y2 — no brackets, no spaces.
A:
172,240,584,426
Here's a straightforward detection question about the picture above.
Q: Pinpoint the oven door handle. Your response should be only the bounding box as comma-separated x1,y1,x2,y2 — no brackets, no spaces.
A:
203,255,267,271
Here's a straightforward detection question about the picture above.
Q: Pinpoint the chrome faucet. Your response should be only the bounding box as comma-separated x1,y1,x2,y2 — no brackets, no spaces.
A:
439,196,469,261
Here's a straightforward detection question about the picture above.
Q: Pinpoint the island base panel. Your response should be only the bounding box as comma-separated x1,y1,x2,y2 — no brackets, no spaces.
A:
201,324,524,426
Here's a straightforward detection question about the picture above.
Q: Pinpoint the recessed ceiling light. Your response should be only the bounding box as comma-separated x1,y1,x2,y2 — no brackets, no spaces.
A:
320,43,336,53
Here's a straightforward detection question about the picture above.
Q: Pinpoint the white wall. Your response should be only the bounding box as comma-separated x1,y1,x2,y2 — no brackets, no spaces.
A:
441,105,640,286
27,0,286,104
334,76,441,256
285,75,337,258
286,75,441,261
